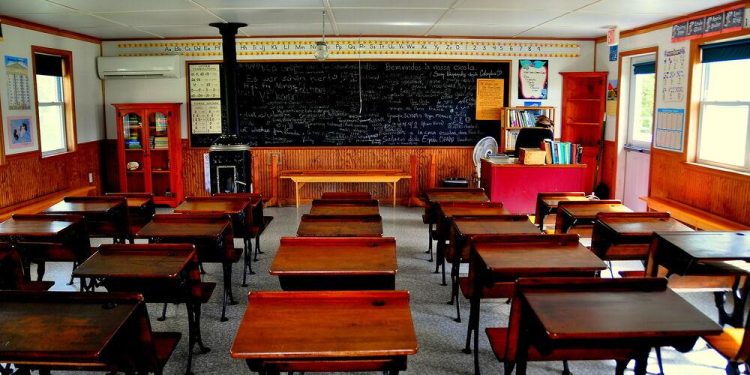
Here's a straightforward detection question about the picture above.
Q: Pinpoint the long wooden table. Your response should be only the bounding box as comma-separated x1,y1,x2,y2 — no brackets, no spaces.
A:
281,169,411,207
648,231,750,327
72,244,213,375
231,291,418,374
297,214,383,237
0,291,181,374
519,279,722,375
271,237,397,290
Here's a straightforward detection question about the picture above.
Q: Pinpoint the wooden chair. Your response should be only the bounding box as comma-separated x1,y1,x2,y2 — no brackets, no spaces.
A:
704,310,750,375
534,192,586,232
0,243,54,291
487,277,668,375
61,196,131,244
423,187,487,261
320,191,373,200
105,192,156,242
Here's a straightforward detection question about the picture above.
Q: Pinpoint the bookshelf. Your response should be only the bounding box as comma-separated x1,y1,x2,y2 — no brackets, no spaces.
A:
559,72,607,191
499,106,556,152
114,103,183,207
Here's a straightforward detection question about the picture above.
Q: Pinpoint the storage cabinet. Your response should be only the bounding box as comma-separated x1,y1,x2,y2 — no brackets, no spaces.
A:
499,106,556,152
559,72,607,192
114,103,183,207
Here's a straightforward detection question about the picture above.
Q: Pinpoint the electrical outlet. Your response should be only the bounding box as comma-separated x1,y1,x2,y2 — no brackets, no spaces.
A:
88,172,93,184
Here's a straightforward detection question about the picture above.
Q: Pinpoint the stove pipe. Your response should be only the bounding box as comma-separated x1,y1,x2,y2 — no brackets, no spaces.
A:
209,22,247,145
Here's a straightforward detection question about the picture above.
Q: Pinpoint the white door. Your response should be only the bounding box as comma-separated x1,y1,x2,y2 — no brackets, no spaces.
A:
622,54,656,211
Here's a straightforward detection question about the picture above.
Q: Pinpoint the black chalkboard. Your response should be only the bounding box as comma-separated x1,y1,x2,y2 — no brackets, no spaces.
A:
190,61,509,147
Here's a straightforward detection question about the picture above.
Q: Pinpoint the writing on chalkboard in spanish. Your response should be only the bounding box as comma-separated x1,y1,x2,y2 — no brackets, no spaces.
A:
189,61,509,147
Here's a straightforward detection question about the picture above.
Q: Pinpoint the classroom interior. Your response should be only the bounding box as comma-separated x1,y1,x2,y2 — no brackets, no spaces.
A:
1,0,750,374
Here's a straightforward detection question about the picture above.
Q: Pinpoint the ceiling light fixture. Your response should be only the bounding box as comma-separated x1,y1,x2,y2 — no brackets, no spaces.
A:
314,10,329,61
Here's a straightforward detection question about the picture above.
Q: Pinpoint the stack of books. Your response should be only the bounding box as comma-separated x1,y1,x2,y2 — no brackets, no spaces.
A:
508,110,542,128
541,139,582,164
152,136,169,149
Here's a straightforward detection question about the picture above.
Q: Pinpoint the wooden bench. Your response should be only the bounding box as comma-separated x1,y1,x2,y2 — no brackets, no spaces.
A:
641,196,750,230
280,169,411,207
0,185,96,222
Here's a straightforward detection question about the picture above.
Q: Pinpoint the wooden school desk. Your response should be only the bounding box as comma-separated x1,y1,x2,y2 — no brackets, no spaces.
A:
448,216,540,305
175,196,255,282
0,214,90,282
534,192,588,231
72,244,214,375
105,192,156,242
590,212,692,261
555,200,631,234
648,231,750,327
297,214,383,237
44,196,130,243
467,235,606,375
0,291,181,374
280,169,411,207
518,278,721,375
271,237,397,290
231,291,418,374
136,213,239,321
308,199,381,216
434,202,510,284
423,188,489,261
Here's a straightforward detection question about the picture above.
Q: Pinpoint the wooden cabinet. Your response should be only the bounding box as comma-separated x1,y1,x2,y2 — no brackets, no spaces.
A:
499,106,556,152
560,72,607,192
114,103,183,207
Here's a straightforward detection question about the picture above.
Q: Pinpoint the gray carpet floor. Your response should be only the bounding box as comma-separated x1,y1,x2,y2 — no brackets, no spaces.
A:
40,205,733,374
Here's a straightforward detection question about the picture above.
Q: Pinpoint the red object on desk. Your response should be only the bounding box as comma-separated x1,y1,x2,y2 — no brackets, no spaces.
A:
480,159,587,214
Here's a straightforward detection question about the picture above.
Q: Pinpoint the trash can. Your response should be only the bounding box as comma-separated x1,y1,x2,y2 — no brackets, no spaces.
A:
442,178,469,188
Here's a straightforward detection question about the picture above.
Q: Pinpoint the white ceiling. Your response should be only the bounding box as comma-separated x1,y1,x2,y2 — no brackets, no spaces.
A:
0,0,738,40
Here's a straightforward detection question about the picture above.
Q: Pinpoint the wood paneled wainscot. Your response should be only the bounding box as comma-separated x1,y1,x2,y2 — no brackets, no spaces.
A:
180,146,476,206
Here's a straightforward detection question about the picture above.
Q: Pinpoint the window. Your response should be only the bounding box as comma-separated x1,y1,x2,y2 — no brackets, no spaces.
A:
626,57,656,149
696,38,750,171
32,47,75,156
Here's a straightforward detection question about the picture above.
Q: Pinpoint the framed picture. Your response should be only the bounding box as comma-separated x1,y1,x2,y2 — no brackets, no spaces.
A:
7,116,33,149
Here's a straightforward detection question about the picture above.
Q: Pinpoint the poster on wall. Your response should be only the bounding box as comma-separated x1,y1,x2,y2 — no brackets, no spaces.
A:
518,60,548,99
475,79,505,120
5,55,31,110
606,80,618,116
654,108,685,152
7,116,33,149
662,48,686,103
188,63,223,136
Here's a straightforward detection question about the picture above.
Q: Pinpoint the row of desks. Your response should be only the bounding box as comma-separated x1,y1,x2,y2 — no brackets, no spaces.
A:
422,187,746,375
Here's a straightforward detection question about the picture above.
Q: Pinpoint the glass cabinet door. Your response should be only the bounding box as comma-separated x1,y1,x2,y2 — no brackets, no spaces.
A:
147,111,172,199
122,111,146,192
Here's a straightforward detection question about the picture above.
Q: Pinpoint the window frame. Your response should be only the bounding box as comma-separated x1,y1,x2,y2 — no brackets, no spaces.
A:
31,46,77,158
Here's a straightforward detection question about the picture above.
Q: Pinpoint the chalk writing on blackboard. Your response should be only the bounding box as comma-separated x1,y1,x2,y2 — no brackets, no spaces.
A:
191,99,222,134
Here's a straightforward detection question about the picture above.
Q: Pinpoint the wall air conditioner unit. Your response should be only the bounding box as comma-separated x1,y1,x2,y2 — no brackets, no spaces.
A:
97,55,183,79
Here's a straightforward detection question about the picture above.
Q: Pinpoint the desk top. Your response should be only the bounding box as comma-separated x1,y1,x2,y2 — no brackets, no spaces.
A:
655,231,750,261
0,291,140,362
453,219,539,237
540,196,590,208
297,215,383,237
599,216,692,239
425,190,488,203
524,288,720,340
475,242,605,278
44,200,121,215
73,245,195,279
271,237,397,276
174,199,248,214
439,205,511,219
559,203,632,220
230,291,418,359
309,205,380,216
0,216,78,237
136,220,229,239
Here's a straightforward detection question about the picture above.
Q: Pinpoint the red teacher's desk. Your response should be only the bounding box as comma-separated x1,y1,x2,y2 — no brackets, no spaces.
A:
480,158,587,214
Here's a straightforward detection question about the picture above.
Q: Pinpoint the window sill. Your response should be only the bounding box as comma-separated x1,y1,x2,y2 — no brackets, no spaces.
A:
41,149,76,160
683,161,750,180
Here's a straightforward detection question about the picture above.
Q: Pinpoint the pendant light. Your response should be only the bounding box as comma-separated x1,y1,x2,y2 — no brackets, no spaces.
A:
314,10,329,61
